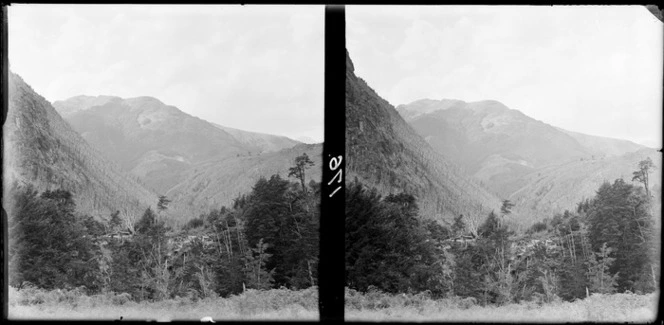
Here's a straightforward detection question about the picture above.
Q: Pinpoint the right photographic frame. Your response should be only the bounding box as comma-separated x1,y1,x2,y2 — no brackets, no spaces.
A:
345,5,662,322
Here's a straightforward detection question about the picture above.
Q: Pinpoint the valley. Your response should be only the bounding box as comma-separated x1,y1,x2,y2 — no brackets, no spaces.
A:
6,71,322,312
344,48,661,316
47,93,320,222
396,98,661,226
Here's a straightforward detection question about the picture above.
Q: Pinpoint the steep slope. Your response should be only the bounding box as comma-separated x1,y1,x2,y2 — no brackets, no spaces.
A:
53,96,255,193
397,99,645,197
346,53,501,222
212,123,301,153
3,72,156,217
509,148,661,223
166,143,323,218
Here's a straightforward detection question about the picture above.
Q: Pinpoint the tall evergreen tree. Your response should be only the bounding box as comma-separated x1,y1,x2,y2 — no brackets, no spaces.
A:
288,153,315,193
587,179,654,292
632,157,654,197
8,186,100,291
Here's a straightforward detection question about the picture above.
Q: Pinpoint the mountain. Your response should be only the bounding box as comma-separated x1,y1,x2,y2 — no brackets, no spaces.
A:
166,143,323,218
53,96,258,193
556,127,645,158
396,99,646,198
296,136,317,144
3,72,156,218
212,123,301,153
509,148,661,223
346,52,501,222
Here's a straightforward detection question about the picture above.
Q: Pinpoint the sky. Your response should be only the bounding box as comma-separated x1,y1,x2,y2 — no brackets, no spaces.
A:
9,4,324,143
347,5,663,148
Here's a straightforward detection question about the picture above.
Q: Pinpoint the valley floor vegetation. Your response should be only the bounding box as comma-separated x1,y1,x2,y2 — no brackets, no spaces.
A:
344,287,658,322
345,158,660,321
8,285,318,321
7,154,320,320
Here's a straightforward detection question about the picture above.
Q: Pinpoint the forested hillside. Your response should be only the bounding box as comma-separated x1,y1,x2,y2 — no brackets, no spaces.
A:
345,52,501,222
4,72,156,218
9,154,320,305
346,159,659,306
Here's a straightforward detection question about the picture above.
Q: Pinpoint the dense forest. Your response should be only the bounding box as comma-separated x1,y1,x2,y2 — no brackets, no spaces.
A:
345,158,659,305
8,154,320,302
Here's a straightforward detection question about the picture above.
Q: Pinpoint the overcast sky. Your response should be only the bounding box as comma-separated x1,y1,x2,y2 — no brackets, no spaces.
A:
348,5,663,148
9,5,324,143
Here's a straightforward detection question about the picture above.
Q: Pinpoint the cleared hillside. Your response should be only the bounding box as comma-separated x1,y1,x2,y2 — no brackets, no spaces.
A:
509,148,662,224
166,143,323,218
212,123,301,154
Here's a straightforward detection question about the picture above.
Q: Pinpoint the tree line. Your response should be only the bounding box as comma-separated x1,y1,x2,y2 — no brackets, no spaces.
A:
345,158,658,304
8,153,320,301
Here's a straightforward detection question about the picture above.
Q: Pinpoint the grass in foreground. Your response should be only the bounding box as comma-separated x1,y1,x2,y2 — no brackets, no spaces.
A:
8,285,318,321
345,288,659,322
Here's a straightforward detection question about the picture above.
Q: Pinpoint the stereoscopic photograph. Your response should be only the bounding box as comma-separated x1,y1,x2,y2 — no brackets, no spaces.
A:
345,5,661,322
5,4,323,321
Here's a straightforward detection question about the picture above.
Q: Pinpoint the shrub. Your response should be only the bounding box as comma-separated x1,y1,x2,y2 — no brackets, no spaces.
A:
458,296,477,309
529,222,547,234
111,292,132,306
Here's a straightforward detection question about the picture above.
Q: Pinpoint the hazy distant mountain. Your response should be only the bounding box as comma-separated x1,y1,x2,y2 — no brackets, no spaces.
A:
4,72,156,217
346,52,501,222
397,99,646,198
296,136,317,144
556,127,645,157
396,98,466,121
53,96,257,193
212,123,301,153
166,143,323,217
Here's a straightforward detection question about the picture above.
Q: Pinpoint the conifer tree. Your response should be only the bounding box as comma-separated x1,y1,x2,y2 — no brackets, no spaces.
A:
585,243,619,294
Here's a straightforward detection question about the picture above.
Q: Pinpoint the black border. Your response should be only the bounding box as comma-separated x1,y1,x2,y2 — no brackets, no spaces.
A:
319,4,345,323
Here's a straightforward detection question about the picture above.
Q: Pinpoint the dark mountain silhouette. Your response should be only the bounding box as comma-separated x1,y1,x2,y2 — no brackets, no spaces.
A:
4,72,156,217
346,52,501,223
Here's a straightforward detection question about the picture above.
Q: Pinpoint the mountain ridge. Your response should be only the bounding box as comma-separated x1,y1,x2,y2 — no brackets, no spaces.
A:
52,95,300,194
211,122,302,154
396,98,646,198
346,52,502,222
4,72,157,218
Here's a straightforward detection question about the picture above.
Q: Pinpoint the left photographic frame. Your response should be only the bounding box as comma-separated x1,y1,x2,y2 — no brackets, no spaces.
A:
4,4,324,321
